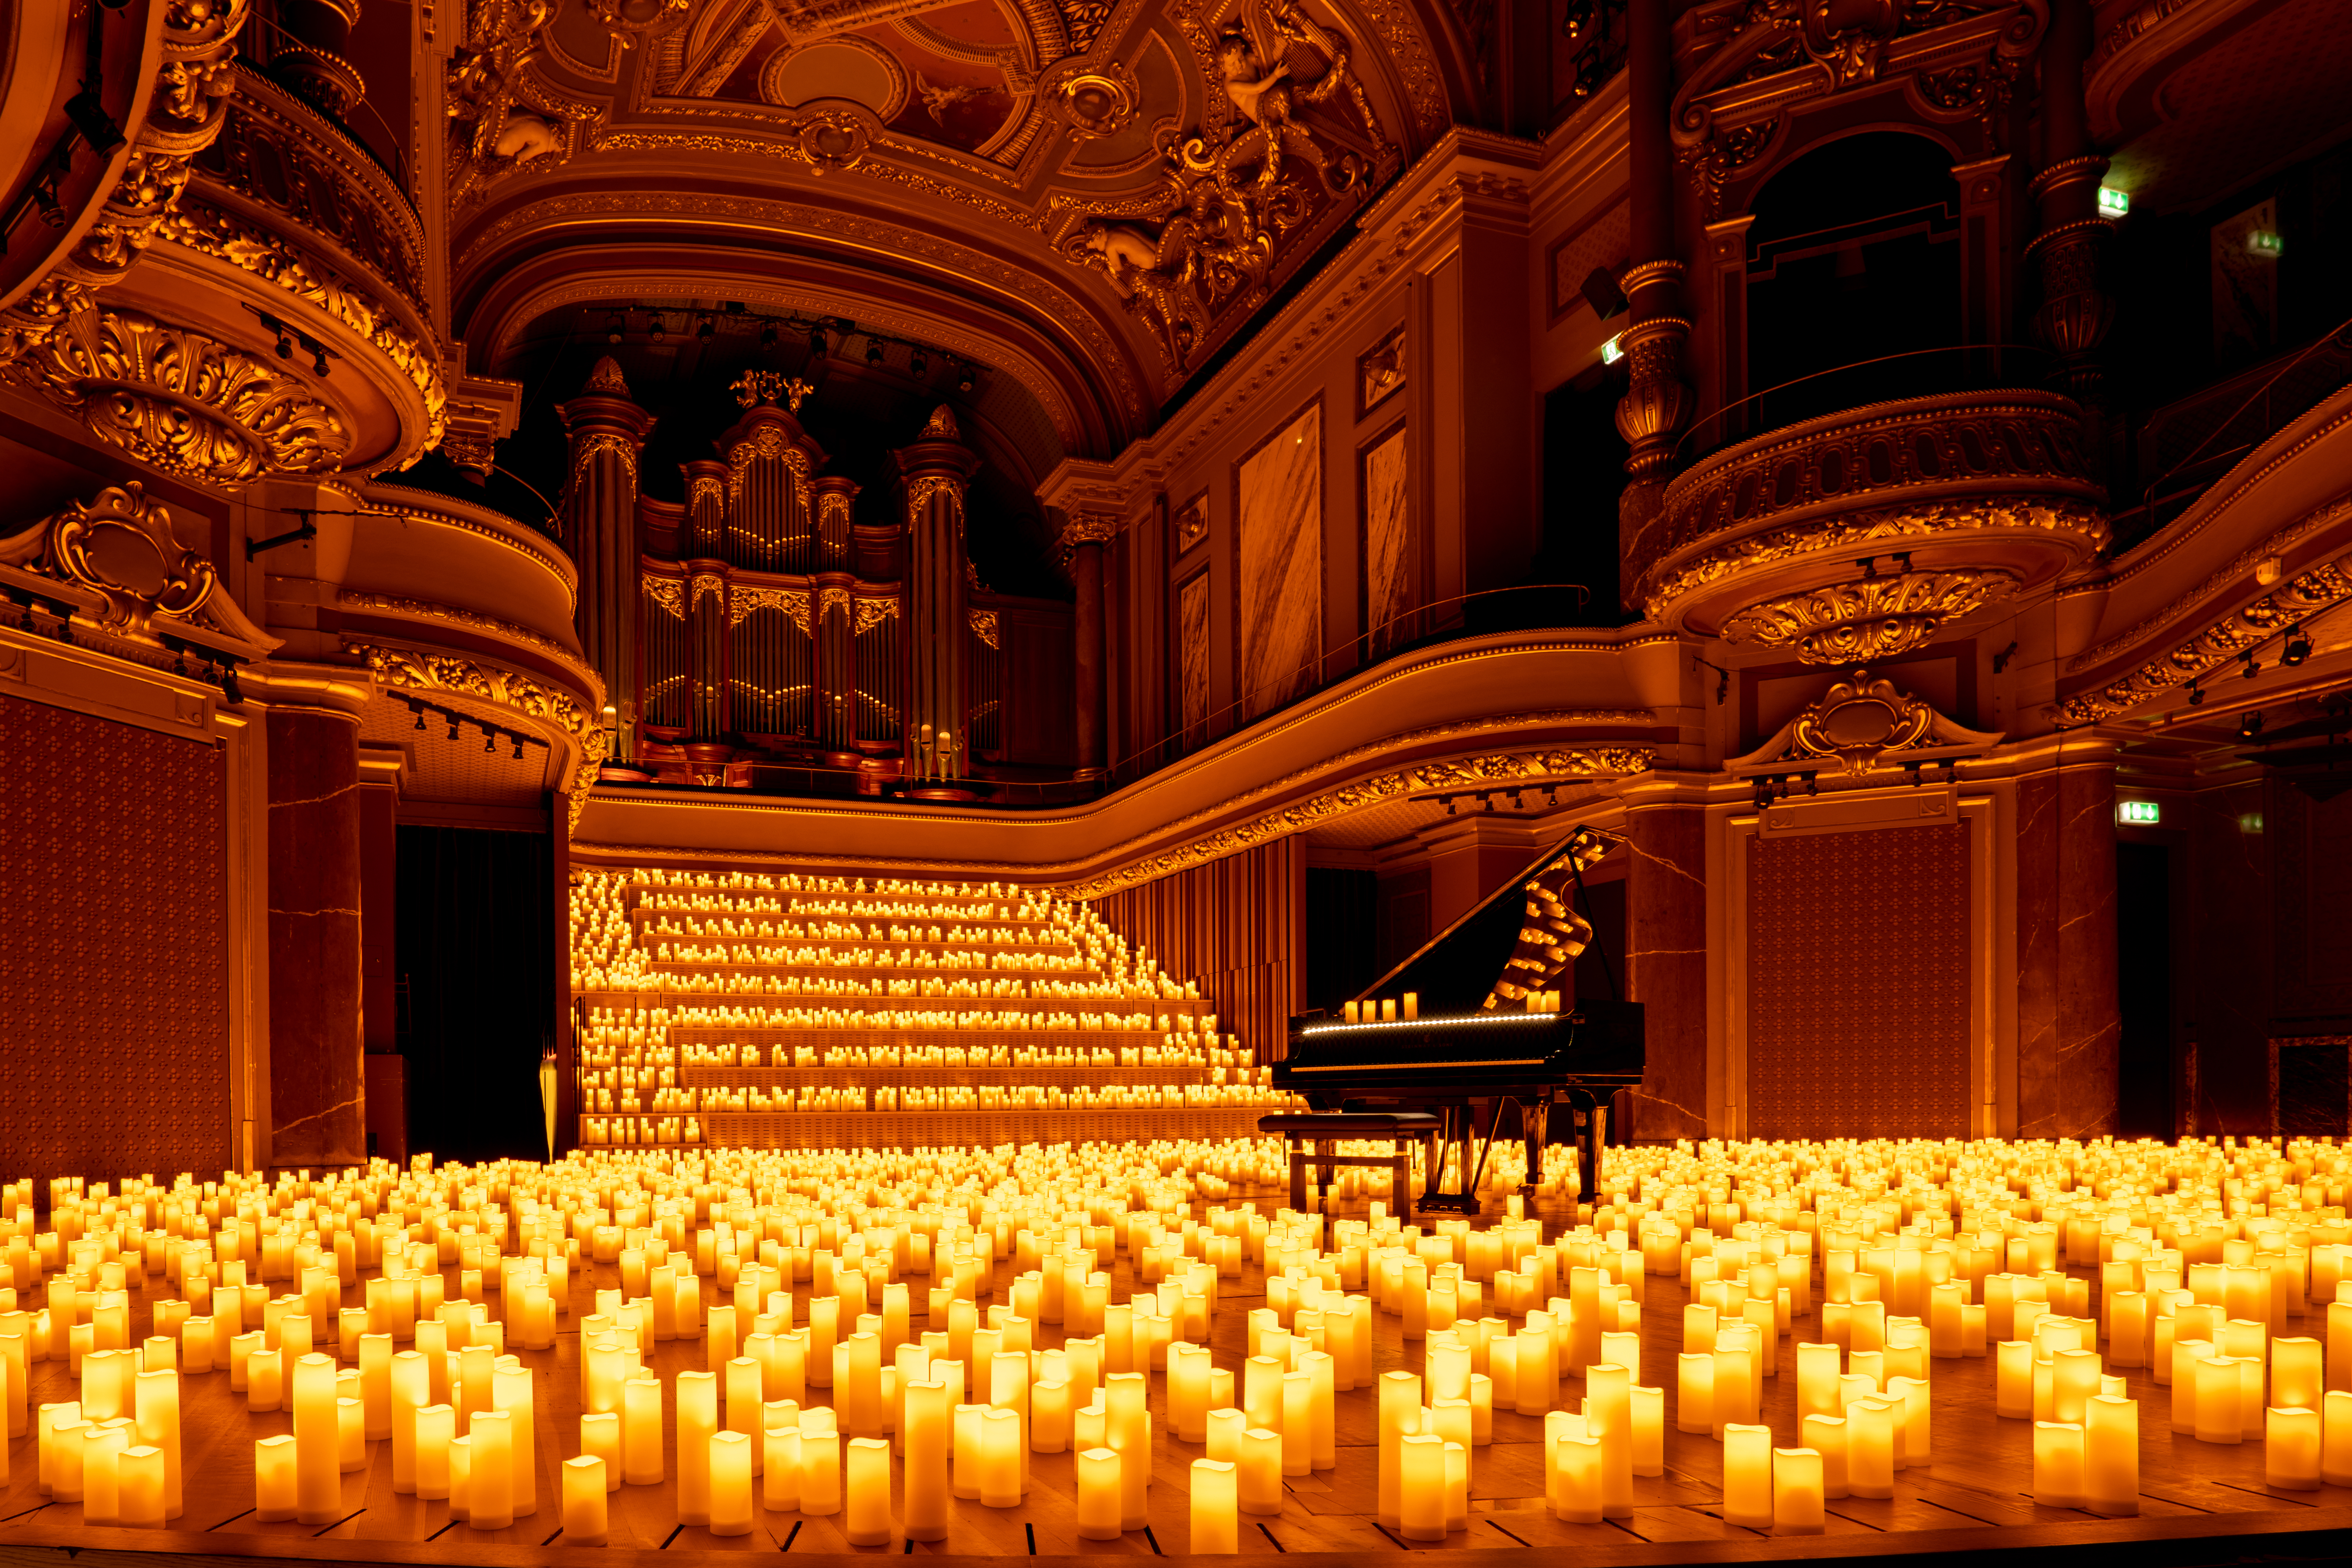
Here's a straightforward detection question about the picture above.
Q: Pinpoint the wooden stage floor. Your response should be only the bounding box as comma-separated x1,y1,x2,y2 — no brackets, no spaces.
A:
3,1187,2350,1567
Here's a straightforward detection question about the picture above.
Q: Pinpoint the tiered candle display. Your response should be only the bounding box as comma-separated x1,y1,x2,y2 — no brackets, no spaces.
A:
4,1137,2352,1552
569,871,1301,1149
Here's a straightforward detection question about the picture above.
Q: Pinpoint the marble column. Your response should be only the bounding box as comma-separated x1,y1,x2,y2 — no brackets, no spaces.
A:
2015,746,2122,1138
558,358,655,761
266,699,366,1170
1624,802,1708,1141
1063,513,1117,780
2028,0,2113,418
1613,0,1692,597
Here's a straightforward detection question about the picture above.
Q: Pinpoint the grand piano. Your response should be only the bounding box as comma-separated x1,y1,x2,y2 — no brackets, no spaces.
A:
1263,825,1644,1215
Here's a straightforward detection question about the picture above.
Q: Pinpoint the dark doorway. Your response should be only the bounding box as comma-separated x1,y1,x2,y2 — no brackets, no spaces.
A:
395,825,557,1163
2116,841,2174,1136
1305,867,1382,1017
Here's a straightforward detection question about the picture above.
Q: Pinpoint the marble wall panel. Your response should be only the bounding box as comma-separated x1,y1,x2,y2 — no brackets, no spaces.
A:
1236,405,1323,720
1363,426,1409,655
1178,570,1211,744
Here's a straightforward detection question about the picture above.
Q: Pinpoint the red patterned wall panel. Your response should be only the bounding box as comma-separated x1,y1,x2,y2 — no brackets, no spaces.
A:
0,693,230,1187
1748,822,1970,1139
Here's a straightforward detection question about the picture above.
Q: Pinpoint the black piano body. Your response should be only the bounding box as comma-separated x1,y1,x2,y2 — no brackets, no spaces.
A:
1267,826,1646,1213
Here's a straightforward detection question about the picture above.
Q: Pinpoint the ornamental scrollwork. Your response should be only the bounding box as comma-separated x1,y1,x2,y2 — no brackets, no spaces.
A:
1721,568,2022,664
0,483,214,633
728,586,809,634
726,426,814,508
689,573,725,612
573,431,641,489
906,477,964,516
446,0,581,216
968,609,1000,649
854,596,900,635
1733,673,2003,778
2051,562,2352,726
731,371,813,412
643,574,684,619
817,586,853,621
17,308,348,486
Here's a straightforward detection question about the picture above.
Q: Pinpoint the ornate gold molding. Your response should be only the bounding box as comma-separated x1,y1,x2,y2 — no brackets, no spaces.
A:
0,483,214,633
1067,744,1653,898
1060,511,1120,548
643,573,684,619
573,430,642,489
1731,673,2004,777
1644,499,2105,621
968,608,1000,649
348,638,610,833
816,586,852,621
2051,560,2352,725
338,590,603,700
854,596,898,635
689,573,725,612
18,307,348,485
0,0,250,368
728,585,809,632
1722,568,2022,664
725,425,814,509
906,476,965,516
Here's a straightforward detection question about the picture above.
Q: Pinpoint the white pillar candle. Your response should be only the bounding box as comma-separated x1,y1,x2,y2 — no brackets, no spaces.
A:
979,1406,1023,1506
1846,1398,1895,1499
1995,1341,2033,1419
710,1429,756,1537
1796,1342,1840,1418
1802,1414,1847,1498
291,1352,339,1524
119,1445,164,1529
1239,1425,1283,1515
799,1413,841,1514
562,1455,608,1545
1397,1432,1446,1541
2269,1404,2322,1490
623,1376,664,1483
1630,1384,1664,1477
414,1404,454,1501
132,1365,181,1519
82,1421,129,1525
1586,1363,1633,1518
1281,1370,1314,1477
1031,1376,1071,1452
468,1408,514,1530
1076,1446,1123,1539
2172,1337,2213,1433
1771,1446,1824,1535
903,1379,950,1541
1190,1457,1238,1552
2084,1394,2138,1515
2276,1336,2324,1409
1721,1424,1773,1528
677,1369,716,1523
255,1434,299,1521
2033,1419,2085,1509
2195,1356,2242,1444
582,1411,622,1494
1555,1434,1602,1523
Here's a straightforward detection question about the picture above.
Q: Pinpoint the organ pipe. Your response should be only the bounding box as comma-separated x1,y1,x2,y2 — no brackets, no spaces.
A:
557,356,655,758
890,408,979,784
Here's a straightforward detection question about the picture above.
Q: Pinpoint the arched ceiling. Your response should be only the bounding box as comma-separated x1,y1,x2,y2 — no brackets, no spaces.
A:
446,0,1475,458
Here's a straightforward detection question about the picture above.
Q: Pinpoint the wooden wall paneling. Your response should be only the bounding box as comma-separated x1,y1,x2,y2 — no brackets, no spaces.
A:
1087,838,1306,1065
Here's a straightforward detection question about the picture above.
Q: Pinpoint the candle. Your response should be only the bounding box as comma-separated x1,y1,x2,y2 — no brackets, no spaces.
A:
1712,1339,1755,1435
1107,1372,1149,1527
1995,1341,2033,1418
2276,1336,2324,1409
1377,1370,1420,1527
119,1445,164,1528
1887,1375,1930,1468
1771,1446,1824,1535
678,1369,717,1522
255,1434,299,1521
1397,1432,1446,1541
2269,1404,2322,1490
1631,1383,1664,1477
562,1455,608,1545
1077,1446,1123,1539
623,1376,664,1483
291,1352,339,1524
451,1434,472,1522
1801,1414,1847,1498
469,1408,514,1530
2052,1348,2100,1425
709,1429,756,1536
2195,1356,2242,1444
582,1410,622,1494
132,1365,181,1519
1240,1424,1283,1515
800,1411,841,1514
979,1406,1023,1506
1281,1370,1314,1476
2083,1394,2138,1515
2033,1419,2085,1508
1721,1424,1773,1528
1676,1351,1713,1434
83,1421,129,1525
1171,1343,1210,1441
2171,1337,2213,1433
904,1379,949,1540
1586,1362,1632,1518
764,1416,802,1512
1796,1342,1840,1418
1846,1398,1895,1499
1555,1434,1602,1523
414,1404,454,1500
1190,1457,1238,1552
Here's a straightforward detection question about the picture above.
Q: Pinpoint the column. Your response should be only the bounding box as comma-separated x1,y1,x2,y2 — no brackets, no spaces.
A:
1624,800,1707,1142
558,358,655,761
2015,741,2121,1138
889,408,979,786
1062,513,1117,780
263,675,369,1171
2027,0,2112,427
1614,0,1693,597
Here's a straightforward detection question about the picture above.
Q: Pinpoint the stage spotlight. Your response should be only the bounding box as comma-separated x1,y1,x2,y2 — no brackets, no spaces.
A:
649,315,666,342
809,327,828,359
2187,679,2204,707
2242,649,2260,678
759,322,779,352
513,736,525,759
2241,711,2264,740
607,312,626,343
220,664,243,705
485,729,498,752
447,714,461,740
2283,622,2312,666
697,315,716,342
865,339,885,368
910,352,928,380
413,704,427,730
956,366,975,393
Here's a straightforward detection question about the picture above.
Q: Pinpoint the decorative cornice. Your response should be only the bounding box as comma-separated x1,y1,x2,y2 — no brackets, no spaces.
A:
1721,568,2022,664
2050,558,2352,726
337,591,602,703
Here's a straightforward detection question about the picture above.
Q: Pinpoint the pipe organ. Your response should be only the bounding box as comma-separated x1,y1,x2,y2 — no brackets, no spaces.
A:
558,360,1061,798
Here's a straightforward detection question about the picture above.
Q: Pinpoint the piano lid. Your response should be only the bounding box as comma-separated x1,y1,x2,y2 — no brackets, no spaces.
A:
1352,825,1624,1016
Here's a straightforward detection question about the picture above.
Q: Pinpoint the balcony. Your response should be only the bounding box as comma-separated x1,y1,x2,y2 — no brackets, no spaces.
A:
1637,385,2109,663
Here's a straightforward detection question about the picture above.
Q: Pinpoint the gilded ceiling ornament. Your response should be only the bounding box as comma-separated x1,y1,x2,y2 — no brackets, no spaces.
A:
0,484,215,634
854,596,900,635
786,110,875,175
0,0,249,369
642,573,686,618
585,0,691,47
1721,568,2021,663
1045,63,1142,138
1733,672,2003,779
968,608,1001,649
446,0,591,214
18,308,348,486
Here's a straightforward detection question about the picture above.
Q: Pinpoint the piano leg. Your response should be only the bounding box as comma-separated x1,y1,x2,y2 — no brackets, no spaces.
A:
1570,1089,1603,1205
1521,1098,1549,1200
1287,1137,1307,1213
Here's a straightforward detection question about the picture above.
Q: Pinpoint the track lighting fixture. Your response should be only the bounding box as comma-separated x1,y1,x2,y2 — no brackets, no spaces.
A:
809,327,828,359
2241,711,2264,740
273,327,294,361
865,339,885,368
446,715,460,741
413,704,426,731
513,736,525,759
697,314,716,342
759,322,779,352
2283,622,2312,666
956,365,975,393
909,352,928,380
607,311,625,344
2243,648,2260,679
219,664,242,705
485,729,498,752
649,315,666,342
2187,679,2204,707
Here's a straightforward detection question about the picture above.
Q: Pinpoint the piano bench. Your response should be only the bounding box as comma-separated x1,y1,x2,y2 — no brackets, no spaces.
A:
1257,1112,1441,1221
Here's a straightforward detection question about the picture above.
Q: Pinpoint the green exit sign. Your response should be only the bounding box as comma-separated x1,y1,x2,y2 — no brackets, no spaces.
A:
2119,799,2160,825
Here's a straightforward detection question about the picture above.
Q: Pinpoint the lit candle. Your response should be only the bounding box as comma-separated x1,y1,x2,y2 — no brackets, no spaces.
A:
1555,1434,1601,1523
710,1429,756,1536
979,1406,1023,1506
800,1411,841,1514
1846,1398,1895,1499
1077,1446,1123,1539
678,1369,717,1523
1630,1384,1664,1477
1281,1370,1313,1477
1995,1341,2033,1419
1240,1426,1283,1515
1772,1446,1824,1535
1677,1352,1713,1434
562,1455,608,1545
1171,1343,1210,1441
2171,1337,2213,1434
2194,1356,2242,1444
291,1352,339,1524
414,1404,454,1501
1721,1424,1773,1528
1397,1432,1446,1541
764,1415,802,1513
1796,1342,1840,1418
1032,1376,1071,1452
2033,1419,2085,1508
119,1445,164,1528
469,1407,514,1530
1887,1375,1930,1468
2269,1404,2322,1490
83,1421,128,1525
623,1376,664,1483
132,1365,181,1519
2275,1336,2324,1409
582,1411,622,1494
2083,1394,2138,1514
1190,1457,1238,1552
255,1434,299,1521
1586,1363,1632,1518
904,1378,949,1541
1801,1414,1847,1498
